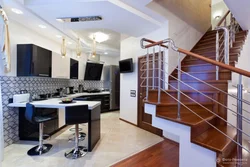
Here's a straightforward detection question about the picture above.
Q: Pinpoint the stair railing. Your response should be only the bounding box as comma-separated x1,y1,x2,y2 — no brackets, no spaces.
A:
140,38,250,166
215,10,241,80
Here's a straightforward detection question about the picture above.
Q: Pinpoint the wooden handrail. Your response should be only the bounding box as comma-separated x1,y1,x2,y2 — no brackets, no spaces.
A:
178,48,250,78
142,38,250,77
216,10,230,27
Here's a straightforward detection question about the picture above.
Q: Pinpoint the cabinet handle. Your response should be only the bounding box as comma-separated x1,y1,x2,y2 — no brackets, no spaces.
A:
39,74,49,77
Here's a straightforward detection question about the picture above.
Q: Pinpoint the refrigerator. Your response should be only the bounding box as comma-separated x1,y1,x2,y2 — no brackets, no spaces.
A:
103,65,120,110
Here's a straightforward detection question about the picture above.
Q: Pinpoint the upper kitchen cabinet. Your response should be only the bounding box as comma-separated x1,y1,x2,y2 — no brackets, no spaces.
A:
52,52,70,79
17,44,52,77
70,58,79,79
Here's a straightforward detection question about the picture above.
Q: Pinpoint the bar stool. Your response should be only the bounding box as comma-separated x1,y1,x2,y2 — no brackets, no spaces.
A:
25,103,57,156
64,105,88,159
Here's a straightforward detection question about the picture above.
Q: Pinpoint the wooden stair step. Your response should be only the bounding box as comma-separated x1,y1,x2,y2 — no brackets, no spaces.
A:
192,125,237,153
183,53,239,63
181,62,236,72
168,80,228,91
199,35,246,45
156,105,215,126
170,70,231,81
148,90,219,104
218,140,250,167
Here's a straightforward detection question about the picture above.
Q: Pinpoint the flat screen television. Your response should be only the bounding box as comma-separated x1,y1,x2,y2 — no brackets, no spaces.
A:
84,62,104,80
119,58,133,73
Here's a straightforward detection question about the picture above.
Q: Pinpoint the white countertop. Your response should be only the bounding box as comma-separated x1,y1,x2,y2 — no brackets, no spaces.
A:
8,98,101,110
8,92,109,109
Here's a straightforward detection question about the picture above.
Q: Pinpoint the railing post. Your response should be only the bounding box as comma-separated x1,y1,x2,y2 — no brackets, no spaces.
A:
216,31,219,80
146,48,149,101
230,13,233,48
163,48,166,90
152,47,155,89
237,74,243,167
158,45,161,103
224,28,230,65
177,52,181,119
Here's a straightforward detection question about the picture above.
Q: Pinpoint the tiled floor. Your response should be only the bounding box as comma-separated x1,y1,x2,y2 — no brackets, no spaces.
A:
1,111,163,167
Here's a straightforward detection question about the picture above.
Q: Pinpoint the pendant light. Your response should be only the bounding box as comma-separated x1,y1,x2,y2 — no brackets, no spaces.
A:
61,37,66,58
76,38,82,58
91,35,96,58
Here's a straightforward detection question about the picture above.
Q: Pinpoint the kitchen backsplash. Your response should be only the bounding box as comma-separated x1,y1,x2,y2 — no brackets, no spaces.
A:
0,76,107,147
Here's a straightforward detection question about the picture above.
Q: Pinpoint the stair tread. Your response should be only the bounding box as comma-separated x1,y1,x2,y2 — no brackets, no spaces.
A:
181,63,233,68
149,89,219,93
146,101,214,106
156,109,215,126
192,125,237,153
218,140,250,167
173,69,230,74
169,80,228,83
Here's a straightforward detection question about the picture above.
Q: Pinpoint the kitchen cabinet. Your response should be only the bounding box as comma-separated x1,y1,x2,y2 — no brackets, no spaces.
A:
74,94,110,112
52,52,70,79
17,44,52,77
70,58,79,79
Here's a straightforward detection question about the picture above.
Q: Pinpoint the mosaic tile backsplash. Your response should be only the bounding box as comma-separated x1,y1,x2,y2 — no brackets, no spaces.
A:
0,76,106,147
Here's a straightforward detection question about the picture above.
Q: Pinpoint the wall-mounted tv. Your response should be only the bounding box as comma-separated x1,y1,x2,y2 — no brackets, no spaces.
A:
84,62,104,80
119,58,133,73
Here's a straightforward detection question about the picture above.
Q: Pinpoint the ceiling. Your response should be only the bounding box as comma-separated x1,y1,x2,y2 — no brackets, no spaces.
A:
2,0,165,57
153,0,211,33
224,0,250,30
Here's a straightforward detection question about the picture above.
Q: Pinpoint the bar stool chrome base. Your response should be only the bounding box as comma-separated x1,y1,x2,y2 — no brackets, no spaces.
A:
68,132,86,142
64,146,88,159
27,144,53,156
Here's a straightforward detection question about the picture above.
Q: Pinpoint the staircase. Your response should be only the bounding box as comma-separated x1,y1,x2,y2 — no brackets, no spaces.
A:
141,28,250,167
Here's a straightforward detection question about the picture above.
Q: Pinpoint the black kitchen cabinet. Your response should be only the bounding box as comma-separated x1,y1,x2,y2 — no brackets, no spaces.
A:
70,58,79,79
19,108,59,141
17,44,52,77
74,94,110,112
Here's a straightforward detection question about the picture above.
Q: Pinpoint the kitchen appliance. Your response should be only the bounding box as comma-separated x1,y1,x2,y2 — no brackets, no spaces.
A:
13,93,30,103
119,58,133,73
70,59,79,79
84,62,103,81
78,84,83,93
103,65,120,110
66,87,70,94
69,87,74,94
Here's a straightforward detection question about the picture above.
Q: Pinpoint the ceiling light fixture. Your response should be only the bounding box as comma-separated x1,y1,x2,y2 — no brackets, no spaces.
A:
38,24,46,29
56,35,62,38
89,32,109,43
68,42,72,45
215,16,221,20
11,8,23,15
104,52,108,55
61,37,67,58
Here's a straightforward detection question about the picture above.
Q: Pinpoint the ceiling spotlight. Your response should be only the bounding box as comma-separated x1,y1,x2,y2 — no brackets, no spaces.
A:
89,32,109,43
104,52,108,55
11,8,23,15
68,42,72,45
215,16,221,20
38,25,47,29
56,35,62,38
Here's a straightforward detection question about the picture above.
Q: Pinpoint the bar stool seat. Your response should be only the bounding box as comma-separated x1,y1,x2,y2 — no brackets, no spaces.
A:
25,103,57,156
64,105,88,159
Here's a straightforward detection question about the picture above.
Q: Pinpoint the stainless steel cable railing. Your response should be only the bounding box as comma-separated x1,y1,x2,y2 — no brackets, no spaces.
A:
140,36,250,166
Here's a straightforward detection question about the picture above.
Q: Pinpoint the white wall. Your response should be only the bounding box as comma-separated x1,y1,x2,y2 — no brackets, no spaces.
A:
0,83,3,162
100,55,120,66
120,4,204,124
211,1,229,30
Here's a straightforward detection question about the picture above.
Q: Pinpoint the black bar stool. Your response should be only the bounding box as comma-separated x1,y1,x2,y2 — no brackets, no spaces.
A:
25,103,57,156
64,105,88,159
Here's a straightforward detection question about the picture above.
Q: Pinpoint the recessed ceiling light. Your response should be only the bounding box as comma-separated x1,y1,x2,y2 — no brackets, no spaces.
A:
89,32,109,43
104,52,108,55
56,35,62,38
38,25,47,29
68,42,72,45
215,16,221,20
11,8,23,15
